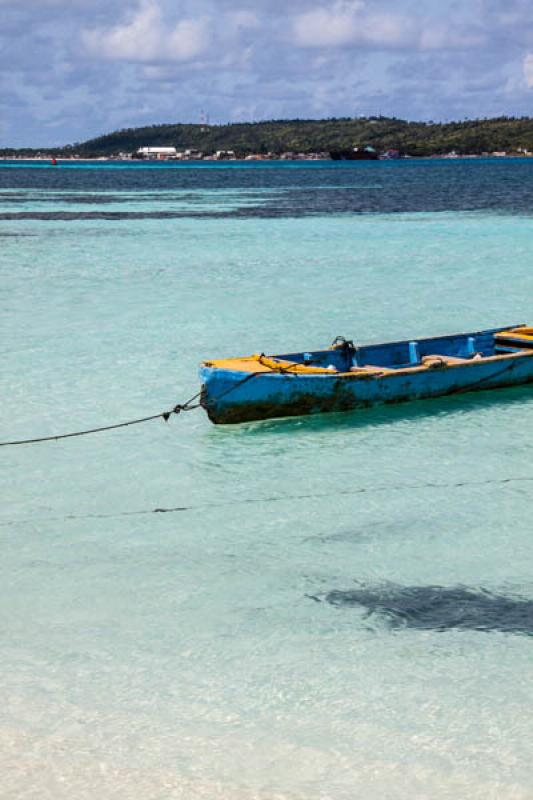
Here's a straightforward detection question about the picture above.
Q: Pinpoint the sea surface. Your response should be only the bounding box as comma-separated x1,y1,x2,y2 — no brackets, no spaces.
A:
1,158,533,799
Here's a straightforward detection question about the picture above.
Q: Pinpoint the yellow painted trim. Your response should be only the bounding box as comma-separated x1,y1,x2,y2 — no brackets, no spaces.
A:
201,349,533,378
497,326,533,342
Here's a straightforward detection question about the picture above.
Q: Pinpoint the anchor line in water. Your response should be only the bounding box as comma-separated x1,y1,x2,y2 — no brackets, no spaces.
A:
0,368,269,448
0,475,532,528
0,391,203,447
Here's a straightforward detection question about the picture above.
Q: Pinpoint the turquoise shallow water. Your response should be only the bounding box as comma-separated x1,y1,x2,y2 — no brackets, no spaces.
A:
1,163,533,799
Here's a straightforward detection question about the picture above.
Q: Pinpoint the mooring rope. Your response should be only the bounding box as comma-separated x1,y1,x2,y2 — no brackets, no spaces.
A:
0,391,202,447
0,368,265,448
0,475,531,528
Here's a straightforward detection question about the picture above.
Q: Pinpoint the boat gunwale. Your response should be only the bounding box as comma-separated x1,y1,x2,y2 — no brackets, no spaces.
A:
201,324,528,375
331,322,525,351
201,348,533,381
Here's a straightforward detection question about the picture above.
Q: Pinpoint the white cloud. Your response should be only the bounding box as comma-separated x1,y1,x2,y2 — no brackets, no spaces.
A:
361,13,415,47
83,0,210,62
167,18,210,61
419,25,487,51
292,1,414,49
291,2,491,52
524,54,533,87
228,10,260,30
292,1,364,48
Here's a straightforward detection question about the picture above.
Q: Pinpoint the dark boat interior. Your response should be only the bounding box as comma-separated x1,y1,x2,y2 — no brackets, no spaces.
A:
278,326,533,372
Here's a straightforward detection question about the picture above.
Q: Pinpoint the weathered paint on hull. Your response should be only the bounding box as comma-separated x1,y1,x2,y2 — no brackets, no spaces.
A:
200,353,533,424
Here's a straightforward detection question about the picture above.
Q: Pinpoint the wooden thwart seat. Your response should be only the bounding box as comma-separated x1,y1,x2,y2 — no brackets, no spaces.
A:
422,354,482,367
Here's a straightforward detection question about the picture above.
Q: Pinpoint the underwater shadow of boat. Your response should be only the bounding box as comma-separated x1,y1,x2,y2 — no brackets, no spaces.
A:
315,583,533,636
209,382,533,439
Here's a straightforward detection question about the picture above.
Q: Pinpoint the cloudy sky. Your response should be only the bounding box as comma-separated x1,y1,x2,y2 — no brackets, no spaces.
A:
2,0,533,146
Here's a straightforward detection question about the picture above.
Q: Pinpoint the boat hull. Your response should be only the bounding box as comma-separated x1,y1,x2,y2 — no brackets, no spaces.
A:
200,352,533,424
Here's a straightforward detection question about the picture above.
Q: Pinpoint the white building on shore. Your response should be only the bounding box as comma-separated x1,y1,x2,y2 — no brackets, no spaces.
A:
137,146,177,159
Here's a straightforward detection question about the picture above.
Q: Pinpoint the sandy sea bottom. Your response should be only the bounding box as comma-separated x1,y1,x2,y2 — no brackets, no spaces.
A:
1,167,533,799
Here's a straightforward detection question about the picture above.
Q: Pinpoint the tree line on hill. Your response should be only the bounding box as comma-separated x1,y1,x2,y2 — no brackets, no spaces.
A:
4,116,533,157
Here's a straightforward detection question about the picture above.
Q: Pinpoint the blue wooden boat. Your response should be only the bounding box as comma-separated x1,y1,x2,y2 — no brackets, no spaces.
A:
199,325,533,424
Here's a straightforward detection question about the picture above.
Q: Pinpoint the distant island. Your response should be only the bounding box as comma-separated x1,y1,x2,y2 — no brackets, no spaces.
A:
4,116,533,159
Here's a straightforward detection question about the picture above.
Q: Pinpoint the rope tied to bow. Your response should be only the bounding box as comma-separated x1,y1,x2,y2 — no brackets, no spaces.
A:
0,390,203,447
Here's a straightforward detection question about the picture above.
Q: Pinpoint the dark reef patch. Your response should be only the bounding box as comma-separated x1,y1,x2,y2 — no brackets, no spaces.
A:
4,159,533,218
318,584,533,635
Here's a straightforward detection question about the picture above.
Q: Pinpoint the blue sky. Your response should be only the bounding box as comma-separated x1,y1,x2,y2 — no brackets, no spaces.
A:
2,0,533,146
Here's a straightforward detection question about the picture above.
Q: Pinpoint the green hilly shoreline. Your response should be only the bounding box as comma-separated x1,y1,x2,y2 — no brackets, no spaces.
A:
5,116,533,157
